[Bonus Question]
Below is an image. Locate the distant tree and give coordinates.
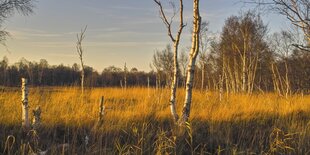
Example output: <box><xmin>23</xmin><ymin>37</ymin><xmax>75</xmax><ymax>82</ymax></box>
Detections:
<box><xmin>152</xmin><ymin>45</ymin><xmax>174</xmax><ymax>88</ymax></box>
<box><xmin>72</xmin><ymin>63</ymin><xmax>80</xmax><ymax>72</ymax></box>
<box><xmin>0</xmin><ymin>0</ymin><xmax>35</xmax><ymax>44</ymax></box>
<box><xmin>270</xmin><ymin>31</ymin><xmax>296</xmax><ymax>97</ymax></box>
<box><xmin>76</xmin><ymin>26</ymin><xmax>87</xmax><ymax>95</ymax></box>
<box><xmin>84</xmin><ymin>65</ymin><xmax>96</xmax><ymax>87</ymax></box>
<box><xmin>179</xmin><ymin>50</ymin><xmax>188</xmax><ymax>87</ymax></box>
<box><xmin>38</xmin><ymin>59</ymin><xmax>48</xmax><ymax>85</ymax></box>
<box><xmin>0</xmin><ymin>56</ymin><xmax>8</xmax><ymax>85</ymax></box>
<box><xmin>217</xmin><ymin>11</ymin><xmax>268</xmax><ymax>94</ymax></box>
<box><xmin>130</xmin><ymin>67</ymin><xmax>138</xmax><ymax>72</ymax></box>
<box><xmin>103</xmin><ymin>66</ymin><xmax>122</xmax><ymax>73</ymax></box>
<box><xmin>289</xmin><ymin>50</ymin><xmax>310</xmax><ymax>91</ymax></box>
<box><xmin>198</xmin><ymin>21</ymin><xmax>209</xmax><ymax>91</ymax></box>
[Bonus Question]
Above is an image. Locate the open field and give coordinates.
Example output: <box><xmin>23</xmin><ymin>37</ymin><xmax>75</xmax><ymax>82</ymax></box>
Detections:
<box><xmin>0</xmin><ymin>87</ymin><xmax>310</xmax><ymax>154</ymax></box>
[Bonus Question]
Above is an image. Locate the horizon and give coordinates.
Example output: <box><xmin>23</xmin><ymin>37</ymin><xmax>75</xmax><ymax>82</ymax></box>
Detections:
<box><xmin>0</xmin><ymin>0</ymin><xmax>290</xmax><ymax>72</ymax></box>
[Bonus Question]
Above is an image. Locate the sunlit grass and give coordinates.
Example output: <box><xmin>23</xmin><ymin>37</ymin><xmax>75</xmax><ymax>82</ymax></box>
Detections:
<box><xmin>0</xmin><ymin>87</ymin><xmax>310</xmax><ymax>154</ymax></box>
<box><xmin>1</xmin><ymin>87</ymin><xmax>309</xmax><ymax>127</ymax></box>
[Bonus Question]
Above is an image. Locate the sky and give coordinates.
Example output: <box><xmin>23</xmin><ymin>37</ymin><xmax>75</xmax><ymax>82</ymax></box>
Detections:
<box><xmin>0</xmin><ymin>0</ymin><xmax>291</xmax><ymax>72</ymax></box>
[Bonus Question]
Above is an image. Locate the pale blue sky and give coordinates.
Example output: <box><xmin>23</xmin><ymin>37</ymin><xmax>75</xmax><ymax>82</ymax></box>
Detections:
<box><xmin>0</xmin><ymin>0</ymin><xmax>290</xmax><ymax>71</ymax></box>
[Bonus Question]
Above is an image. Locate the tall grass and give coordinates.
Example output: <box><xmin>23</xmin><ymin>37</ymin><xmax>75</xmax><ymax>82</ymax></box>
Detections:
<box><xmin>0</xmin><ymin>87</ymin><xmax>310</xmax><ymax>154</ymax></box>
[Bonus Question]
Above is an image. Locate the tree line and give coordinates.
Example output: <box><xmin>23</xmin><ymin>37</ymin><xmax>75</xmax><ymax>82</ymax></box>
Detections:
<box><xmin>0</xmin><ymin>57</ymin><xmax>157</xmax><ymax>87</ymax></box>
<box><xmin>152</xmin><ymin>10</ymin><xmax>309</xmax><ymax>94</ymax></box>
<box><xmin>0</xmin><ymin>11</ymin><xmax>309</xmax><ymax>93</ymax></box>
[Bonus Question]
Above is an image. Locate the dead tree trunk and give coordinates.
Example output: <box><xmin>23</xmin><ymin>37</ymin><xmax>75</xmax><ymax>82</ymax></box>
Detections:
<box><xmin>180</xmin><ymin>0</ymin><xmax>201</xmax><ymax>124</ymax></box>
<box><xmin>76</xmin><ymin>26</ymin><xmax>87</xmax><ymax>96</ymax></box>
<box><xmin>154</xmin><ymin>0</ymin><xmax>185</xmax><ymax>122</ymax></box>
<box><xmin>21</xmin><ymin>78</ymin><xmax>30</xmax><ymax>129</ymax></box>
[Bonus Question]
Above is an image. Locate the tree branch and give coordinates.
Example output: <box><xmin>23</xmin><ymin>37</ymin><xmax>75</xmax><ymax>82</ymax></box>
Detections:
<box><xmin>154</xmin><ymin>0</ymin><xmax>176</xmax><ymax>42</ymax></box>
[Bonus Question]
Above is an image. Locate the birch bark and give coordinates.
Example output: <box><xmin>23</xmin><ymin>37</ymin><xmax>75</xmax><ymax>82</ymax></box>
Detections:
<box><xmin>22</xmin><ymin>78</ymin><xmax>30</xmax><ymax>128</ymax></box>
<box><xmin>180</xmin><ymin>0</ymin><xmax>201</xmax><ymax>123</ymax></box>
<box><xmin>154</xmin><ymin>0</ymin><xmax>185</xmax><ymax>122</ymax></box>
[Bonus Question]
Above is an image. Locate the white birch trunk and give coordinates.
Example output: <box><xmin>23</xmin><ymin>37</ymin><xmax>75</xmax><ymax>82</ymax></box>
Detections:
<box><xmin>241</xmin><ymin>55</ymin><xmax>246</xmax><ymax>93</ymax></box>
<box><xmin>180</xmin><ymin>0</ymin><xmax>201</xmax><ymax>124</ymax></box>
<box><xmin>76</xmin><ymin>26</ymin><xmax>87</xmax><ymax>97</ymax></box>
<box><xmin>81</xmin><ymin>68</ymin><xmax>84</xmax><ymax>95</ymax></box>
<box><xmin>219</xmin><ymin>75</ymin><xmax>223</xmax><ymax>102</ymax></box>
<box><xmin>154</xmin><ymin>0</ymin><xmax>185</xmax><ymax>122</ymax></box>
<box><xmin>169</xmin><ymin>44</ymin><xmax>180</xmax><ymax>121</ymax></box>
<box><xmin>241</xmin><ymin>30</ymin><xmax>248</xmax><ymax>93</ymax></box>
<box><xmin>21</xmin><ymin>78</ymin><xmax>30</xmax><ymax>129</ymax></box>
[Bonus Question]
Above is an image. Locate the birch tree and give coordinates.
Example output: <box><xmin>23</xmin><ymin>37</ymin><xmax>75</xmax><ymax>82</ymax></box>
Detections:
<box><xmin>180</xmin><ymin>0</ymin><xmax>201</xmax><ymax>123</ymax></box>
<box><xmin>270</xmin><ymin>31</ymin><xmax>295</xmax><ymax>97</ymax></box>
<box><xmin>217</xmin><ymin>11</ymin><xmax>268</xmax><ymax>94</ymax></box>
<box><xmin>154</xmin><ymin>0</ymin><xmax>185</xmax><ymax>122</ymax></box>
<box><xmin>21</xmin><ymin>78</ymin><xmax>29</xmax><ymax>128</ymax></box>
<box><xmin>38</xmin><ymin>59</ymin><xmax>48</xmax><ymax>85</ymax></box>
<box><xmin>152</xmin><ymin>45</ymin><xmax>174</xmax><ymax>88</ymax></box>
<box><xmin>76</xmin><ymin>26</ymin><xmax>87</xmax><ymax>95</ymax></box>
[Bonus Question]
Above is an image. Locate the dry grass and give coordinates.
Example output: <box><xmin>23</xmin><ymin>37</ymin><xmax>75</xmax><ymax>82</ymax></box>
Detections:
<box><xmin>0</xmin><ymin>87</ymin><xmax>310</xmax><ymax>154</ymax></box>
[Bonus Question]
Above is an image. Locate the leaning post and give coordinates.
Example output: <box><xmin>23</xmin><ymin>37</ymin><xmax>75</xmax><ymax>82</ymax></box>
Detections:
<box><xmin>98</xmin><ymin>96</ymin><xmax>105</xmax><ymax>126</ymax></box>
<box><xmin>21</xmin><ymin>78</ymin><xmax>30</xmax><ymax>129</ymax></box>
<box><xmin>32</xmin><ymin>106</ymin><xmax>41</xmax><ymax>129</ymax></box>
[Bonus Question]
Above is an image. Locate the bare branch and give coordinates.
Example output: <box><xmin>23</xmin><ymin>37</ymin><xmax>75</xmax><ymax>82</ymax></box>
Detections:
<box><xmin>292</xmin><ymin>44</ymin><xmax>310</xmax><ymax>52</ymax></box>
<box><xmin>0</xmin><ymin>0</ymin><xmax>35</xmax><ymax>43</ymax></box>
<box><xmin>154</xmin><ymin>0</ymin><xmax>176</xmax><ymax>42</ymax></box>
<box><xmin>247</xmin><ymin>0</ymin><xmax>310</xmax><ymax>50</ymax></box>
<box><xmin>76</xmin><ymin>25</ymin><xmax>87</xmax><ymax>63</ymax></box>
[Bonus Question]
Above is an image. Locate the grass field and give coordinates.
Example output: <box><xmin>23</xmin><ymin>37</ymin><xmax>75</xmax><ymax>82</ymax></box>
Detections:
<box><xmin>0</xmin><ymin>87</ymin><xmax>310</xmax><ymax>154</ymax></box>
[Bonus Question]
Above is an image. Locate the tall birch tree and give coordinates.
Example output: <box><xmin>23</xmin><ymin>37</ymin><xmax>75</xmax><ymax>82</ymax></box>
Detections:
<box><xmin>154</xmin><ymin>0</ymin><xmax>185</xmax><ymax>122</ymax></box>
<box><xmin>180</xmin><ymin>0</ymin><xmax>201</xmax><ymax>124</ymax></box>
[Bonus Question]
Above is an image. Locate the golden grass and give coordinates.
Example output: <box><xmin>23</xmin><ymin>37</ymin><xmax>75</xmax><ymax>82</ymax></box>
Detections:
<box><xmin>1</xmin><ymin>87</ymin><xmax>310</xmax><ymax>154</ymax></box>
<box><xmin>0</xmin><ymin>87</ymin><xmax>309</xmax><ymax>128</ymax></box>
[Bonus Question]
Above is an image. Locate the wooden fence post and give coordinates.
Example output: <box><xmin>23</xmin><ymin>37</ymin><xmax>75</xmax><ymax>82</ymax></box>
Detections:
<box><xmin>98</xmin><ymin>96</ymin><xmax>105</xmax><ymax>126</ymax></box>
<box><xmin>32</xmin><ymin>106</ymin><xmax>41</xmax><ymax>129</ymax></box>
<box><xmin>21</xmin><ymin>78</ymin><xmax>30</xmax><ymax>129</ymax></box>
